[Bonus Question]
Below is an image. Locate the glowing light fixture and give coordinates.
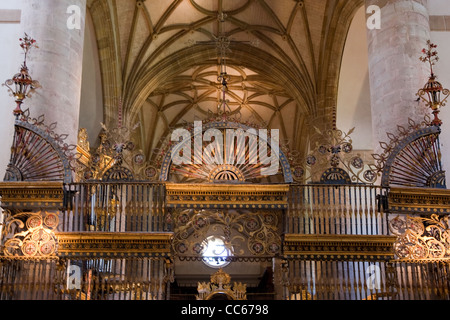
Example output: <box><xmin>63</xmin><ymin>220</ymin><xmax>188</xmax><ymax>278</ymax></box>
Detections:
<box><xmin>202</xmin><ymin>235</ymin><xmax>233</xmax><ymax>268</ymax></box>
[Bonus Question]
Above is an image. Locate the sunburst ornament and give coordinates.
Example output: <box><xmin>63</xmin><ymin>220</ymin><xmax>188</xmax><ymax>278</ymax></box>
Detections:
<box><xmin>163</xmin><ymin>119</ymin><xmax>284</xmax><ymax>183</ymax></box>
<box><xmin>4</xmin><ymin>109</ymin><xmax>78</xmax><ymax>184</ymax></box>
<box><xmin>371</xmin><ymin>116</ymin><xmax>445</xmax><ymax>188</ymax></box>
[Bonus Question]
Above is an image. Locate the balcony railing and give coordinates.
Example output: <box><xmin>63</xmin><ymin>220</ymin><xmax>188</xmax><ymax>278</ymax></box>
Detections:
<box><xmin>2</xmin><ymin>257</ymin><xmax>448</xmax><ymax>300</ymax></box>
<box><xmin>59</xmin><ymin>183</ymin><xmax>389</xmax><ymax>235</ymax></box>
<box><xmin>61</xmin><ymin>182</ymin><xmax>167</xmax><ymax>233</ymax></box>
<box><xmin>285</xmin><ymin>259</ymin><xmax>450</xmax><ymax>300</ymax></box>
<box><xmin>0</xmin><ymin>257</ymin><xmax>170</xmax><ymax>301</ymax></box>
<box><xmin>2</xmin><ymin>181</ymin><xmax>450</xmax><ymax>301</ymax></box>
<box><xmin>287</xmin><ymin>184</ymin><xmax>389</xmax><ymax>235</ymax></box>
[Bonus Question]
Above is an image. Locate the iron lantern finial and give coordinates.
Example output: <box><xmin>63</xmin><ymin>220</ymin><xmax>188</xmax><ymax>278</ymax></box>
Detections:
<box><xmin>3</xmin><ymin>33</ymin><xmax>40</xmax><ymax>119</ymax></box>
<box><xmin>417</xmin><ymin>40</ymin><xmax>450</xmax><ymax>126</ymax></box>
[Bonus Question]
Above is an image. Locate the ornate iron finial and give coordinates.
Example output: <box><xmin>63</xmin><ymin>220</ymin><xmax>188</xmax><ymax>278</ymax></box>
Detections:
<box><xmin>196</xmin><ymin>268</ymin><xmax>247</xmax><ymax>300</ymax></box>
<box><xmin>417</xmin><ymin>40</ymin><xmax>450</xmax><ymax>126</ymax></box>
<box><xmin>210</xmin><ymin>268</ymin><xmax>231</xmax><ymax>287</ymax></box>
<box><xmin>3</xmin><ymin>33</ymin><xmax>41</xmax><ymax>119</ymax></box>
<box><xmin>419</xmin><ymin>40</ymin><xmax>438</xmax><ymax>75</ymax></box>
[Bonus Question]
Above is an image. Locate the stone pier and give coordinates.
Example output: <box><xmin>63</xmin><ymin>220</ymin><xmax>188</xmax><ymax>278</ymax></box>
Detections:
<box><xmin>366</xmin><ymin>0</ymin><xmax>431</xmax><ymax>154</ymax></box>
<box><xmin>19</xmin><ymin>0</ymin><xmax>86</xmax><ymax>147</ymax></box>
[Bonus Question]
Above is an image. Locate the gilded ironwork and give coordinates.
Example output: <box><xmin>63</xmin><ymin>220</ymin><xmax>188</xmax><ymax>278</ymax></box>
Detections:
<box><xmin>283</xmin><ymin>234</ymin><xmax>396</xmax><ymax>260</ymax></box>
<box><xmin>53</xmin><ymin>257</ymin><xmax>173</xmax><ymax>300</ymax></box>
<box><xmin>172</xmin><ymin>208</ymin><xmax>282</xmax><ymax>259</ymax></box>
<box><xmin>370</xmin><ymin>42</ymin><xmax>448</xmax><ymax>188</ymax></box>
<box><xmin>390</xmin><ymin>214</ymin><xmax>450</xmax><ymax>261</ymax></box>
<box><xmin>157</xmin><ymin>120</ymin><xmax>293</xmax><ymax>183</ymax></box>
<box><xmin>290</xmin><ymin>126</ymin><xmax>377</xmax><ymax>184</ymax></box>
<box><xmin>388</xmin><ymin>187</ymin><xmax>450</xmax><ymax>214</ymax></box>
<box><xmin>2</xmin><ymin>210</ymin><xmax>59</xmax><ymax>258</ymax></box>
<box><xmin>166</xmin><ymin>183</ymin><xmax>289</xmax><ymax>209</ymax></box>
<box><xmin>77</xmin><ymin>101</ymin><xmax>159</xmax><ymax>182</ymax></box>
<box><xmin>56</xmin><ymin>232</ymin><xmax>173</xmax><ymax>258</ymax></box>
<box><xmin>196</xmin><ymin>268</ymin><xmax>247</xmax><ymax>300</ymax></box>
<box><xmin>4</xmin><ymin>110</ymin><xmax>78</xmax><ymax>184</ymax></box>
<box><xmin>417</xmin><ymin>41</ymin><xmax>450</xmax><ymax>126</ymax></box>
<box><xmin>3</xmin><ymin>33</ymin><xmax>40</xmax><ymax>118</ymax></box>
<box><xmin>0</xmin><ymin>181</ymin><xmax>64</xmax><ymax>211</ymax></box>
<box><xmin>371</xmin><ymin>116</ymin><xmax>445</xmax><ymax>188</ymax></box>
<box><xmin>76</xmin><ymin>128</ymin><xmax>113</xmax><ymax>181</ymax></box>
<box><xmin>282</xmin><ymin>259</ymin><xmax>397</xmax><ymax>300</ymax></box>
<box><xmin>286</xmin><ymin>283</ymin><xmax>313</xmax><ymax>300</ymax></box>
<box><xmin>75</xmin><ymin>128</ymin><xmax>94</xmax><ymax>181</ymax></box>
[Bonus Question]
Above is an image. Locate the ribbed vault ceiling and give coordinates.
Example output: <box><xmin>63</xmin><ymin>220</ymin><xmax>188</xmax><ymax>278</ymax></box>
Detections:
<box><xmin>87</xmin><ymin>0</ymin><xmax>363</xmax><ymax>161</ymax></box>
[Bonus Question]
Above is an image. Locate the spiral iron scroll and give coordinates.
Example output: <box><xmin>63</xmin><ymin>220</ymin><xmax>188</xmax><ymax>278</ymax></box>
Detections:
<box><xmin>2</xmin><ymin>211</ymin><xmax>59</xmax><ymax>258</ymax></box>
<box><xmin>390</xmin><ymin>214</ymin><xmax>450</xmax><ymax>260</ymax></box>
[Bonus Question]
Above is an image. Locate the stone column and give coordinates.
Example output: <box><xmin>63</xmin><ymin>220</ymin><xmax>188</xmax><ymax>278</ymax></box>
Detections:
<box><xmin>366</xmin><ymin>0</ymin><xmax>430</xmax><ymax>154</ymax></box>
<box><xmin>19</xmin><ymin>0</ymin><xmax>86</xmax><ymax>146</ymax></box>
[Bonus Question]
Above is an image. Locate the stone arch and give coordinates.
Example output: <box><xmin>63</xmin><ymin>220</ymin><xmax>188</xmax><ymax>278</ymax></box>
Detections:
<box><xmin>86</xmin><ymin>1</ymin><xmax>122</xmax><ymax>127</ymax></box>
<box><xmin>315</xmin><ymin>0</ymin><xmax>364</xmax><ymax>129</ymax></box>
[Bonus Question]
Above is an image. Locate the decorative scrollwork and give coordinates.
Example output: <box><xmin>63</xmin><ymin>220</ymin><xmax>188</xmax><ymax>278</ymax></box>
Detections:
<box><xmin>172</xmin><ymin>209</ymin><xmax>282</xmax><ymax>259</ymax></box>
<box><xmin>1</xmin><ymin>210</ymin><xmax>59</xmax><ymax>258</ymax></box>
<box><xmin>196</xmin><ymin>268</ymin><xmax>247</xmax><ymax>300</ymax></box>
<box><xmin>371</xmin><ymin>116</ymin><xmax>446</xmax><ymax>188</ymax></box>
<box><xmin>288</xmin><ymin>126</ymin><xmax>377</xmax><ymax>184</ymax></box>
<box><xmin>390</xmin><ymin>214</ymin><xmax>450</xmax><ymax>260</ymax></box>
<box><xmin>76</xmin><ymin>99</ymin><xmax>160</xmax><ymax>182</ymax></box>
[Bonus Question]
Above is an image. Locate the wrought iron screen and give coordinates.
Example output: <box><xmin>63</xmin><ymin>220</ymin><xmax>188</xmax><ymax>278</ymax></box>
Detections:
<box><xmin>287</xmin><ymin>184</ymin><xmax>389</xmax><ymax>235</ymax></box>
<box><xmin>61</xmin><ymin>182</ymin><xmax>167</xmax><ymax>232</ymax></box>
<box><xmin>0</xmin><ymin>257</ymin><xmax>169</xmax><ymax>301</ymax></box>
